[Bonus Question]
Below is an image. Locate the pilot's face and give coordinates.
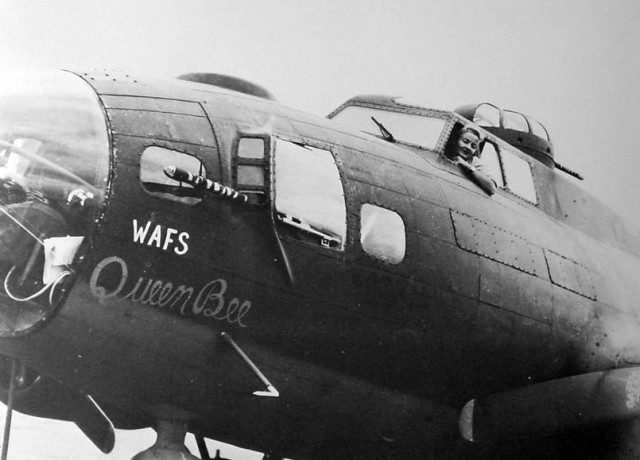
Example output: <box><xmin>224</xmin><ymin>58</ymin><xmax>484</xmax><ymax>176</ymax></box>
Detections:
<box><xmin>455</xmin><ymin>131</ymin><xmax>480</xmax><ymax>161</ymax></box>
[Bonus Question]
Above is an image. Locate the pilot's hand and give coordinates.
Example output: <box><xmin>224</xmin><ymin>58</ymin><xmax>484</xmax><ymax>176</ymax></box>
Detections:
<box><xmin>454</xmin><ymin>157</ymin><xmax>476</xmax><ymax>172</ymax></box>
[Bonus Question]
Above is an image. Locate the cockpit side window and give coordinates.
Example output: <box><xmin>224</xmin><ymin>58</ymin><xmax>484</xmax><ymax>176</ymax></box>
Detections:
<box><xmin>503</xmin><ymin>110</ymin><xmax>529</xmax><ymax>132</ymax></box>
<box><xmin>473</xmin><ymin>104</ymin><xmax>501</xmax><ymax>128</ymax></box>
<box><xmin>501</xmin><ymin>148</ymin><xmax>537</xmax><ymax>204</ymax></box>
<box><xmin>479</xmin><ymin>141</ymin><xmax>505</xmax><ymax>188</ymax></box>
<box><xmin>273</xmin><ymin>139</ymin><xmax>346</xmax><ymax>250</ymax></box>
<box><xmin>447</xmin><ymin>123</ymin><xmax>537</xmax><ymax>204</ymax></box>
<box><xmin>140</xmin><ymin>146</ymin><xmax>205</xmax><ymax>205</ymax></box>
<box><xmin>480</xmin><ymin>138</ymin><xmax>537</xmax><ymax>204</ymax></box>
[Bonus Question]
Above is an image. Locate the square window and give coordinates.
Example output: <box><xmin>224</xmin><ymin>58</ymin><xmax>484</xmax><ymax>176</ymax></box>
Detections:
<box><xmin>238</xmin><ymin>138</ymin><xmax>265</xmax><ymax>159</ymax></box>
<box><xmin>237</xmin><ymin>164</ymin><xmax>265</xmax><ymax>187</ymax></box>
<box><xmin>360</xmin><ymin>204</ymin><xmax>405</xmax><ymax>264</ymax></box>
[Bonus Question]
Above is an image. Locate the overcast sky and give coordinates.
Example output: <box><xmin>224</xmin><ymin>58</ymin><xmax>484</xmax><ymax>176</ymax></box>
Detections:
<box><xmin>1</xmin><ymin>0</ymin><xmax>639</xmax><ymax>458</ymax></box>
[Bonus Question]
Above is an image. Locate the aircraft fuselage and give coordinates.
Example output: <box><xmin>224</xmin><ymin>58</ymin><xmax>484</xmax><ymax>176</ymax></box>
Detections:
<box><xmin>0</xmin><ymin>70</ymin><xmax>638</xmax><ymax>458</ymax></box>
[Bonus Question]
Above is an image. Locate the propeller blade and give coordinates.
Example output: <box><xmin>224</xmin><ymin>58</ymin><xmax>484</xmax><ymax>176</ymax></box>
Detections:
<box><xmin>460</xmin><ymin>366</ymin><xmax>640</xmax><ymax>442</ymax></box>
<box><xmin>71</xmin><ymin>394</ymin><xmax>115</xmax><ymax>453</ymax></box>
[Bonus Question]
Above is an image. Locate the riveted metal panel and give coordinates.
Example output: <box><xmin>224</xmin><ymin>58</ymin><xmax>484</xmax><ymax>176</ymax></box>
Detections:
<box><xmin>107</xmin><ymin>109</ymin><xmax>216</xmax><ymax>146</ymax></box>
<box><xmin>545</xmin><ymin>249</ymin><xmax>597</xmax><ymax>300</ymax></box>
<box><xmin>479</xmin><ymin>258</ymin><xmax>553</xmax><ymax>324</ymax></box>
<box><xmin>411</xmin><ymin>201</ymin><xmax>454</xmax><ymax>243</ymax></box>
<box><xmin>101</xmin><ymin>95</ymin><xmax>206</xmax><ymax>116</ymax></box>
<box><xmin>416</xmin><ymin>235</ymin><xmax>480</xmax><ymax>299</ymax></box>
<box><xmin>451</xmin><ymin>210</ymin><xmax>546</xmax><ymax>277</ymax></box>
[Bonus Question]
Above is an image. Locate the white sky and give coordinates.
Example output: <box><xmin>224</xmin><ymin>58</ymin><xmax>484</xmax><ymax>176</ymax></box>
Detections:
<box><xmin>0</xmin><ymin>0</ymin><xmax>639</xmax><ymax>458</ymax></box>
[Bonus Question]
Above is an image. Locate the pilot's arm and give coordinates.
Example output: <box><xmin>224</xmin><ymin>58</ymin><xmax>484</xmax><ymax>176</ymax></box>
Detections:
<box><xmin>455</xmin><ymin>158</ymin><xmax>497</xmax><ymax>196</ymax></box>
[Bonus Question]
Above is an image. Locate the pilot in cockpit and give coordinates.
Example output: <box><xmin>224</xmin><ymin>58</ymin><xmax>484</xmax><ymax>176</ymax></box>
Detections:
<box><xmin>445</xmin><ymin>126</ymin><xmax>497</xmax><ymax>196</ymax></box>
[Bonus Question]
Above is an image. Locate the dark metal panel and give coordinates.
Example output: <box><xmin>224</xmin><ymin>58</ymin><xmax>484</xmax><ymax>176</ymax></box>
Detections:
<box><xmin>342</xmin><ymin>150</ymin><xmax>410</xmax><ymax>195</ymax></box>
<box><xmin>550</xmin><ymin>285</ymin><xmax>600</xmax><ymax>373</ymax></box>
<box><xmin>451</xmin><ymin>210</ymin><xmax>547</xmax><ymax>277</ymax></box>
<box><xmin>410</xmin><ymin>201</ymin><xmax>455</xmax><ymax>243</ymax></box>
<box><xmin>347</xmin><ymin>181</ymin><xmax>417</xmax><ymax>279</ymax></box>
<box><xmin>79</xmin><ymin>71</ymin><xmax>202</xmax><ymax>102</ymax></box>
<box><xmin>545</xmin><ymin>249</ymin><xmax>597</xmax><ymax>300</ymax></box>
<box><xmin>113</xmin><ymin>136</ymin><xmax>221</xmax><ymax>174</ymax></box>
<box><xmin>107</xmin><ymin>149</ymin><xmax>202</xmax><ymax>214</ymax></box>
<box><xmin>470</xmin><ymin>303</ymin><xmax>555</xmax><ymax>381</ymax></box>
<box><xmin>416</xmin><ymin>236</ymin><xmax>480</xmax><ymax>299</ymax></box>
<box><xmin>107</xmin><ymin>109</ymin><xmax>216</xmax><ymax>146</ymax></box>
<box><xmin>403</xmin><ymin>172</ymin><xmax>448</xmax><ymax>208</ymax></box>
<box><xmin>100</xmin><ymin>95</ymin><xmax>205</xmax><ymax>116</ymax></box>
<box><xmin>99</xmin><ymin>204</ymin><xmax>216</xmax><ymax>265</ymax></box>
<box><xmin>479</xmin><ymin>258</ymin><xmax>553</xmax><ymax>324</ymax></box>
<box><xmin>534</xmin><ymin>162</ymin><xmax>640</xmax><ymax>258</ymax></box>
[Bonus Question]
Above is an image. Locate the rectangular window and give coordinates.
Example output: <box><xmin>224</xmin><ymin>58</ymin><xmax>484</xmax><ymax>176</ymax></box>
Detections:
<box><xmin>238</xmin><ymin>137</ymin><xmax>266</xmax><ymax>159</ymax></box>
<box><xmin>233</xmin><ymin>136</ymin><xmax>270</xmax><ymax>205</ymax></box>
<box><xmin>360</xmin><ymin>204</ymin><xmax>405</xmax><ymax>264</ymax></box>
<box><xmin>274</xmin><ymin>139</ymin><xmax>346</xmax><ymax>250</ymax></box>
<box><xmin>479</xmin><ymin>141</ymin><xmax>505</xmax><ymax>188</ymax></box>
<box><xmin>501</xmin><ymin>149</ymin><xmax>537</xmax><ymax>204</ymax></box>
<box><xmin>331</xmin><ymin>106</ymin><xmax>446</xmax><ymax>150</ymax></box>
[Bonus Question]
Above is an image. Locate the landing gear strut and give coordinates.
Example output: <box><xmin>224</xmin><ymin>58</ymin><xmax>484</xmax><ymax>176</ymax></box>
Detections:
<box><xmin>132</xmin><ymin>420</ymin><xmax>198</xmax><ymax>460</ymax></box>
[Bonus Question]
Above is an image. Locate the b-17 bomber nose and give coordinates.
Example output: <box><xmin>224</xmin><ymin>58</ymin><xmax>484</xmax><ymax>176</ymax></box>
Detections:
<box><xmin>0</xmin><ymin>70</ymin><xmax>110</xmax><ymax>336</ymax></box>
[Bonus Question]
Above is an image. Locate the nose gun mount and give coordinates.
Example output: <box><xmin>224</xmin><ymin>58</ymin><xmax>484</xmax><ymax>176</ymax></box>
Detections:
<box><xmin>163</xmin><ymin>166</ymin><xmax>249</xmax><ymax>204</ymax></box>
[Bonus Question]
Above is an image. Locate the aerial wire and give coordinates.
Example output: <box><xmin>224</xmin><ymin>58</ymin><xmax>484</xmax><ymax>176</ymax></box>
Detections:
<box><xmin>1</xmin><ymin>358</ymin><xmax>18</xmax><ymax>460</ymax></box>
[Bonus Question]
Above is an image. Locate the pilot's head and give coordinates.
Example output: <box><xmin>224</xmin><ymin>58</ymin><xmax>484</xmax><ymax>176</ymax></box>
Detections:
<box><xmin>453</xmin><ymin>127</ymin><xmax>481</xmax><ymax>162</ymax></box>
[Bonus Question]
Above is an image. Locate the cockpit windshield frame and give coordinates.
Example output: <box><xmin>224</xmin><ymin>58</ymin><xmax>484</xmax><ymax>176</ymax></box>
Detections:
<box><xmin>328</xmin><ymin>97</ymin><xmax>451</xmax><ymax>153</ymax></box>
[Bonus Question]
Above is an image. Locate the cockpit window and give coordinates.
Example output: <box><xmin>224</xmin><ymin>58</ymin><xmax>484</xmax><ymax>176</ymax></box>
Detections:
<box><xmin>501</xmin><ymin>149</ymin><xmax>537</xmax><ymax>204</ymax></box>
<box><xmin>331</xmin><ymin>105</ymin><xmax>446</xmax><ymax>150</ymax></box>
<box><xmin>503</xmin><ymin>110</ymin><xmax>529</xmax><ymax>132</ymax></box>
<box><xmin>529</xmin><ymin>118</ymin><xmax>550</xmax><ymax>141</ymax></box>
<box><xmin>451</xmin><ymin>125</ymin><xmax>536</xmax><ymax>204</ymax></box>
<box><xmin>479</xmin><ymin>141</ymin><xmax>505</xmax><ymax>188</ymax></box>
<box><xmin>274</xmin><ymin>139</ymin><xmax>346</xmax><ymax>250</ymax></box>
<box><xmin>473</xmin><ymin>104</ymin><xmax>501</xmax><ymax>128</ymax></box>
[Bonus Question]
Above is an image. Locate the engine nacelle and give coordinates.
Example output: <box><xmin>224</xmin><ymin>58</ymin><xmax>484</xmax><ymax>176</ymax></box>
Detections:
<box><xmin>0</xmin><ymin>355</ymin><xmax>75</xmax><ymax>421</ymax></box>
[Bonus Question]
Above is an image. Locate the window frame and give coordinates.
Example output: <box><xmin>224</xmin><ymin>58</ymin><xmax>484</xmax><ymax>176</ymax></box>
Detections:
<box><xmin>271</xmin><ymin>136</ymin><xmax>347</xmax><ymax>251</ymax></box>
<box><xmin>359</xmin><ymin>203</ymin><xmax>406</xmax><ymax>264</ymax></box>
<box><xmin>500</xmin><ymin>146</ymin><xmax>538</xmax><ymax>204</ymax></box>
<box><xmin>330</xmin><ymin>103</ymin><xmax>450</xmax><ymax>152</ymax></box>
<box><xmin>480</xmin><ymin>134</ymin><xmax>538</xmax><ymax>205</ymax></box>
<box><xmin>232</xmin><ymin>134</ymin><xmax>271</xmax><ymax>206</ymax></box>
<box><xmin>455</xmin><ymin>124</ymin><xmax>539</xmax><ymax>205</ymax></box>
<box><xmin>139</xmin><ymin>145</ymin><xmax>206</xmax><ymax>205</ymax></box>
<box><xmin>479</xmin><ymin>139</ymin><xmax>506</xmax><ymax>189</ymax></box>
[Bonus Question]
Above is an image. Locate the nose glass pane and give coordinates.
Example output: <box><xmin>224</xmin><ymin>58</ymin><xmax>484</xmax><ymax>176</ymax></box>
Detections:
<box><xmin>0</xmin><ymin>71</ymin><xmax>109</xmax><ymax>336</ymax></box>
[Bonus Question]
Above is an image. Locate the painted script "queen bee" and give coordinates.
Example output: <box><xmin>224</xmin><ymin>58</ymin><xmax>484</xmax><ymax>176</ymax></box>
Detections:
<box><xmin>89</xmin><ymin>256</ymin><xmax>250</xmax><ymax>327</ymax></box>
